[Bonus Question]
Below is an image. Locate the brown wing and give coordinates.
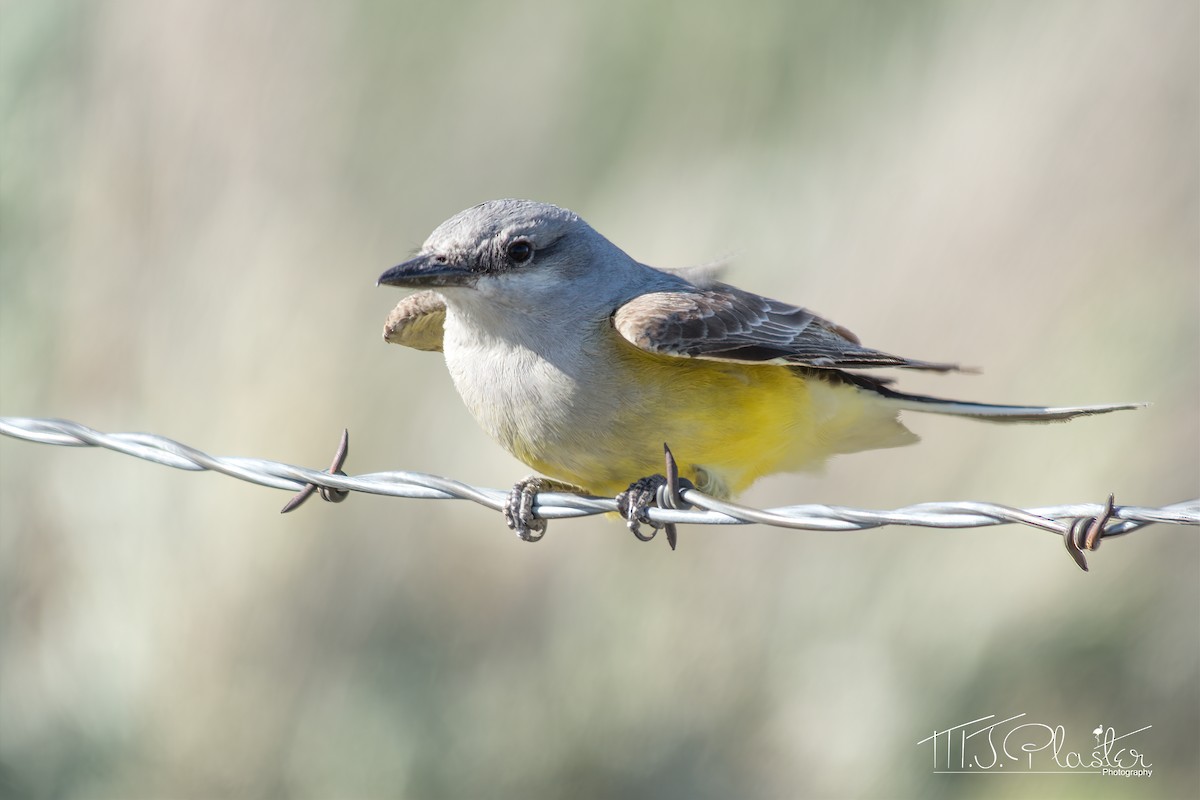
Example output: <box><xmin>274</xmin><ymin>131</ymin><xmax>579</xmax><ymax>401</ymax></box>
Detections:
<box><xmin>383</xmin><ymin>290</ymin><xmax>446</xmax><ymax>352</ymax></box>
<box><xmin>612</xmin><ymin>282</ymin><xmax>962</xmax><ymax>371</ymax></box>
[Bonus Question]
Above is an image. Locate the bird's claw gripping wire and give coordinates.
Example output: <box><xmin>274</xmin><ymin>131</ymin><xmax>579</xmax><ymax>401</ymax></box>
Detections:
<box><xmin>615</xmin><ymin>444</ymin><xmax>694</xmax><ymax>550</ymax></box>
<box><xmin>504</xmin><ymin>476</ymin><xmax>554</xmax><ymax>542</ymax></box>
<box><xmin>280</xmin><ymin>429</ymin><xmax>350</xmax><ymax>513</ymax></box>
<box><xmin>1062</xmin><ymin>494</ymin><xmax>1116</xmax><ymax>572</ymax></box>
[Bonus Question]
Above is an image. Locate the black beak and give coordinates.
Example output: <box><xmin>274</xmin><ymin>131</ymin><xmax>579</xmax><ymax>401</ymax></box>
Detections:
<box><xmin>377</xmin><ymin>254</ymin><xmax>475</xmax><ymax>288</ymax></box>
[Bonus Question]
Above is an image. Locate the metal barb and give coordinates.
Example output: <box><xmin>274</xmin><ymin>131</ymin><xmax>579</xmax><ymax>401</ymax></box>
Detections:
<box><xmin>1084</xmin><ymin>494</ymin><xmax>1115</xmax><ymax>551</ymax></box>
<box><xmin>657</xmin><ymin>443</ymin><xmax>696</xmax><ymax>550</ymax></box>
<box><xmin>280</xmin><ymin>429</ymin><xmax>350</xmax><ymax>513</ymax></box>
<box><xmin>614</xmin><ymin>444</ymin><xmax>694</xmax><ymax>549</ymax></box>
<box><xmin>1062</xmin><ymin>493</ymin><xmax>1117</xmax><ymax>572</ymax></box>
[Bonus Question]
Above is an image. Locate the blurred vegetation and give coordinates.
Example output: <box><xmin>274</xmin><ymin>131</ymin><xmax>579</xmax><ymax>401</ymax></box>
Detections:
<box><xmin>1</xmin><ymin>1</ymin><xmax>1196</xmax><ymax>798</ymax></box>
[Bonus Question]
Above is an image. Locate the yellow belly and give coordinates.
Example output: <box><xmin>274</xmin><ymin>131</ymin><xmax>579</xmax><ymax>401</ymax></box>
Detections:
<box><xmin>514</xmin><ymin>344</ymin><xmax>917</xmax><ymax>498</ymax></box>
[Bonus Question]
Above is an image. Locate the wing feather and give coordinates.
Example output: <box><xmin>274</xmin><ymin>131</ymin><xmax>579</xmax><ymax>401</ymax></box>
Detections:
<box><xmin>612</xmin><ymin>283</ymin><xmax>961</xmax><ymax>372</ymax></box>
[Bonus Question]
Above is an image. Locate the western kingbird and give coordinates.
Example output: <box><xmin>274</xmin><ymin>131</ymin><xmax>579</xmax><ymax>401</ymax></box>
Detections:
<box><xmin>378</xmin><ymin>199</ymin><xmax>1138</xmax><ymax>540</ymax></box>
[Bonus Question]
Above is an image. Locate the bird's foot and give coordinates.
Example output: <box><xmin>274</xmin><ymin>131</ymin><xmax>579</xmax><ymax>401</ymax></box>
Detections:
<box><xmin>615</xmin><ymin>444</ymin><xmax>695</xmax><ymax>550</ymax></box>
<box><xmin>503</xmin><ymin>476</ymin><xmax>579</xmax><ymax>542</ymax></box>
<box><xmin>617</xmin><ymin>475</ymin><xmax>669</xmax><ymax>541</ymax></box>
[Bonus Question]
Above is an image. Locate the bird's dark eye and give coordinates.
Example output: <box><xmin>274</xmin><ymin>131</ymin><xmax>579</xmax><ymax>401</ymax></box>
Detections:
<box><xmin>506</xmin><ymin>239</ymin><xmax>533</xmax><ymax>264</ymax></box>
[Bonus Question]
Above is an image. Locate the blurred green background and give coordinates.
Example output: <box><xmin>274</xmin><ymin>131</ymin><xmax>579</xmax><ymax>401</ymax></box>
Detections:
<box><xmin>1</xmin><ymin>1</ymin><xmax>1196</xmax><ymax>798</ymax></box>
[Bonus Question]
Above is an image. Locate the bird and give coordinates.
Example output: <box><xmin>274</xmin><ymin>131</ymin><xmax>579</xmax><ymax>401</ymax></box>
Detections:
<box><xmin>377</xmin><ymin>199</ymin><xmax>1139</xmax><ymax>542</ymax></box>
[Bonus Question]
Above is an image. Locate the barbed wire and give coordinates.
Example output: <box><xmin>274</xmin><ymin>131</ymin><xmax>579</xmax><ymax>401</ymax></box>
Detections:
<box><xmin>1</xmin><ymin>416</ymin><xmax>1196</xmax><ymax>570</ymax></box>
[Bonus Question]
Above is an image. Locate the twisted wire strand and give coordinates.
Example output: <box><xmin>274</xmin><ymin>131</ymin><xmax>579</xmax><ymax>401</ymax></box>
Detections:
<box><xmin>1</xmin><ymin>416</ymin><xmax>1197</xmax><ymax>537</ymax></box>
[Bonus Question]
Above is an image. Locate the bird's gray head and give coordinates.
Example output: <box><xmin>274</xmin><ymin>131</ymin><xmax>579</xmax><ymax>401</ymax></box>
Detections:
<box><xmin>378</xmin><ymin>199</ymin><xmax>647</xmax><ymax>307</ymax></box>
